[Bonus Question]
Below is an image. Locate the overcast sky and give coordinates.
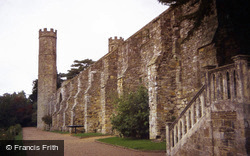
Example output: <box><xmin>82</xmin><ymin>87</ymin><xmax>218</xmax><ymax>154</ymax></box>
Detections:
<box><xmin>0</xmin><ymin>0</ymin><xmax>167</xmax><ymax>96</ymax></box>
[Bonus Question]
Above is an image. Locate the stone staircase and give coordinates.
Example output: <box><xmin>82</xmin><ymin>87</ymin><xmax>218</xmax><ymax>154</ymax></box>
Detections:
<box><xmin>166</xmin><ymin>55</ymin><xmax>250</xmax><ymax>156</ymax></box>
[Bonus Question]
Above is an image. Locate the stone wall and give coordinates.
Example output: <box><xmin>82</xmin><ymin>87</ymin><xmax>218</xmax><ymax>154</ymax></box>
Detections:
<box><xmin>40</xmin><ymin>0</ymin><xmax>249</xmax><ymax>142</ymax></box>
<box><xmin>48</xmin><ymin>1</ymin><xmax>219</xmax><ymax>138</ymax></box>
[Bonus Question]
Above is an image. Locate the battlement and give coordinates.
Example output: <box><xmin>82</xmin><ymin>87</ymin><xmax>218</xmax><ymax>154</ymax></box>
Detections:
<box><xmin>108</xmin><ymin>36</ymin><xmax>124</xmax><ymax>42</ymax></box>
<box><xmin>39</xmin><ymin>28</ymin><xmax>57</xmax><ymax>38</ymax></box>
<box><xmin>108</xmin><ymin>36</ymin><xmax>124</xmax><ymax>52</ymax></box>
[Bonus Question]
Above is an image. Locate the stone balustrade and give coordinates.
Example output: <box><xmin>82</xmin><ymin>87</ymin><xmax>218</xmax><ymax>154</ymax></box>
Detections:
<box><xmin>166</xmin><ymin>85</ymin><xmax>206</xmax><ymax>155</ymax></box>
<box><xmin>166</xmin><ymin>55</ymin><xmax>249</xmax><ymax>156</ymax></box>
<box><xmin>206</xmin><ymin>63</ymin><xmax>237</xmax><ymax>105</ymax></box>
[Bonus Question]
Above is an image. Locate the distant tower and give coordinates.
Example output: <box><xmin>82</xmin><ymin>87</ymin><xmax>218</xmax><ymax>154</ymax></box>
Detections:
<box><xmin>37</xmin><ymin>28</ymin><xmax>57</xmax><ymax>130</ymax></box>
<box><xmin>108</xmin><ymin>36</ymin><xmax>124</xmax><ymax>53</ymax></box>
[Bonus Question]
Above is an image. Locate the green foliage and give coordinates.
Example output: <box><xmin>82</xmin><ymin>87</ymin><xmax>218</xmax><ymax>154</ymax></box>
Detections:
<box><xmin>42</xmin><ymin>115</ymin><xmax>52</xmax><ymax>127</ymax></box>
<box><xmin>60</xmin><ymin>59</ymin><xmax>95</xmax><ymax>80</ymax></box>
<box><xmin>28</xmin><ymin>80</ymin><xmax>38</xmax><ymax>126</ymax></box>
<box><xmin>0</xmin><ymin>124</ymin><xmax>22</xmax><ymax>140</ymax></box>
<box><xmin>97</xmin><ymin>137</ymin><xmax>166</xmax><ymax>151</ymax></box>
<box><xmin>29</xmin><ymin>79</ymin><xmax>38</xmax><ymax>104</ymax></box>
<box><xmin>0</xmin><ymin>91</ymin><xmax>34</xmax><ymax>128</ymax></box>
<box><xmin>8</xmin><ymin>124</ymin><xmax>22</xmax><ymax>136</ymax></box>
<box><xmin>111</xmin><ymin>86</ymin><xmax>149</xmax><ymax>139</ymax></box>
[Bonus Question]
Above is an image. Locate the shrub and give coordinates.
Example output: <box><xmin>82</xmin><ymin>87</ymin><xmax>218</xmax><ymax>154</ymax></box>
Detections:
<box><xmin>8</xmin><ymin>124</ymin><xmax>22</xmax><ymax>136</ymax></box>
<box><xmin>111</xmin><ymin>86</ymin><xmax>149</xmax><ymax>139</ymax></box>
<box><xmin>42</xmin><ymin>115</ymin><xmax>52</xmax><ymax>127</ymax></box>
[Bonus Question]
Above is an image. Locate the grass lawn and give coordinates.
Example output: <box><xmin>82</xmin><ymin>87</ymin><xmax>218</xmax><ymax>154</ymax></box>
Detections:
<box><xmin>50</xmin><ymin>130</ymin><xmax>70</xmax><ymax>134</ymax></box>
<box><xmin>73</xmin><ymin>133</ymin><xmax>108</xmax><ymax>138</ymax></box>
<box><xmin>97</xmin><ymin>137</ymin><xmax>166</xmax><ymax>151</ymax></box>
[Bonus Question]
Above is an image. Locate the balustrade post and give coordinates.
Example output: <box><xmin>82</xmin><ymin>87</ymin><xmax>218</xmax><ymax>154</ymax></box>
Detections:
<box><xmin>203</xmin><ymin>65</ymin><xmax>216</xmax><ymax>106</ymax></box>
<box><xmin>174</xmin><ymin>125</ymin><xmax>177</xmax><ymax>145</ymax></box>
<box><xmin>200</xmin><ymin>93</ymin><xmax>205</xmax><ymax>116</ymax></box>
<box><xmin>182</xmin><ymin>117</ymin><xmax>185</xmax><ymax>137</ymax></box>
<box><xmin>166</xmin><ymin>121</ymin><xmax>172</xmax><ymax>156</ymax></box>
<box><xmin>191</xmin><ymin>104</ymin><xmax>195</xmax><ymax>127</ymax></box>
<box><xmin>229</xmin><ymin>70</ymin><xmax>235</xmax><ymax>101</ymax></box>
<box><xmin>215</xmin><ymin>73</ymin><xmax>220</xmax><ymax>101</ymax></box>
<box><xmin>222</xmin><ymin>72</ymin><xmax>228</xmax><ymax>100</ymax></box>
<box><xmin>232</xmin><ymin>55</ymin><xmax>250</xmax><ymax>103</ymax></box>
<box><xmin>178</xmin><ymin>122</ymin><xmax>181</xmax><ymax>142</ymax></box>
<box><xmin>186</xmin><ymin>111</ymin><xmax>190</xmax><ymax>131</ymax></box>
<box><xmin>196</xmin><ymin>98</ymin><xmax>200</xmax><ymax>121</ymax></box>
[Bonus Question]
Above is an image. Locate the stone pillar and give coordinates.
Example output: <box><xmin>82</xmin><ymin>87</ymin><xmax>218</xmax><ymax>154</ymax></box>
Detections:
<box><xmin>166</xmin><ymin>121</ymin><xmax>172</xmax><ymax>156</ymax></box>
<box><xmin>196</xmin><ymin>99</ymin><xmax>200</xmax><ymax>121</ymax></box>
<box><xmin>191</xmin><ymin>104</ymin><xmax>195</xmax><ymax>127</ymax></box>
<box><xmin>232</xmin><ymin>55</ymin><xmax>249</xmax><ymax>103</ymax></box>
<box><xmin>37</xmin><ymin>28</ymin><xmax>57</xmax><ymax>130</ymax></box>
<box><xmin>148</xmin><ymin>63</ymin><xmax>160</xmax><ymax>139</ymax></box>
<box><xmin>222</xmin><ymin>72</ymin><xmax>228</xmax><ymax>100</ymax></box>
<box><xmin>186</xmin><ymin>111</ymin><xmax>190</xmax><ymax>131</ymax></box>
<box><xmin>200</xmin><ymin>93</ymin><xmax>205</xmax><ymax>116</ymax></box>
<box><xmin>203</xmin><ymin>65</ymin><xmax>216</xmax><ymax>106</ymax></box>
<box><xmin>174</xmin><ymin>125</ymin><xmax>177</xmax><ymax>145</ymax></box>
<box><xmin>181</xmin><ymin>118</ymin><xmax>185</xmax><ymax>137</ymax></box>
<box><xmin>178</xmin><ymin>121</ymin><xmax>181</xmax><ymax>141</ymax></box>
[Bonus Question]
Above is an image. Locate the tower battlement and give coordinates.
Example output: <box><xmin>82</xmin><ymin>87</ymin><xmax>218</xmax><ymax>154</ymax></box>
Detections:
<box><xmin>39</xmin><ymin>28</ymin><xmax>57</xmax><ymax>38</ymax></box>
<box><xmin>108</xmin><ymin>36</ymin><xmax>124</xmax><ymax>52</ymax></box>
<box><xmin>108</xmin><ymin>36</ymin><xmax>124</xmax><ymax>42</ymax></box>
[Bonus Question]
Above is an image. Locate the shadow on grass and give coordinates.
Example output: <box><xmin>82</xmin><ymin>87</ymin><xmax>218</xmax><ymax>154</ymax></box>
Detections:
<box><xmin>97</xmin><ymin>137</ymin><xmax>166</xmax><ymax>151</ymax></box>
<box><xmin>72</xmin><ymin>133</ymin><xmax>109</xmax><ymax>138</ymax></box>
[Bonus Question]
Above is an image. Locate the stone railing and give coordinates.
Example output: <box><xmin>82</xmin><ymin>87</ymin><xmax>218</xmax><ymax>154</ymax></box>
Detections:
<box><xmin>166</xmin><ymin>55</ymin><xmax>249</xmax><ymax>156</ymax></box>
<box><xmin>166</xmin><ymin>85</ymin><xmax>206</xmax><ymax>155</ymax></box>
<box><xmin>205</xmin><ymin>63</ymin><xmax>236</xmax><ymax>105</ymax></box>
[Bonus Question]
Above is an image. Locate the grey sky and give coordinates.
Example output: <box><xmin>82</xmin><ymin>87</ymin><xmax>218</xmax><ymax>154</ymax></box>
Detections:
<box><xmin>0</xmin><ymin>0</ymin><xmax>167</xmax><ymax>96</ymax></box>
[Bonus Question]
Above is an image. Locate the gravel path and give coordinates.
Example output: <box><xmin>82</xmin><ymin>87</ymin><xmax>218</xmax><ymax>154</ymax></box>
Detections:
<box><xmin>22</xmin><ymin>127</ymin><xmax>165</xmax><ymax>156</ymax></box>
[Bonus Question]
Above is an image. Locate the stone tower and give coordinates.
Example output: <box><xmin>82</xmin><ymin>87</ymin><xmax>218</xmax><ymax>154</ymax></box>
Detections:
<box><xmin>108</xmin><ymin>36</ymin><xmax>124</xmax><ymax>53</ymax></box>
<box><xmin>37</xmin><ymin>28</ymin><xmax>57</xmax><ymax>130</ymax></box>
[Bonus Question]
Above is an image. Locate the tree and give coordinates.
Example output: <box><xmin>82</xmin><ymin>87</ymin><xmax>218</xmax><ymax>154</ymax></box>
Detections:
<box><xmin>158</xmin><ymin>0</ymin><xmax>250</xmax><ymax>48</ymax></box>
<box><xmin>28</xmin><ymin>79</ymin><xmax>39</xmax><ymax>126</ymax></box>
<box><xmin>0</xmin><ymin>91</ymin><xmax>33</xmax><ymax>128</ymax></box>
<box><xmin>29</xmin><ymin>79</ymin><xmax>38</xmax><ymax>104</ymax></box>
<box><xmin>60</xmin><ymin>59</ymin><xmax>95</xmax><ymax>80</ymax></box>
<box><xmin>111</xmin><ymin>86</ymin><xmax>149</xmax><ymax>139</ymax></box>
<box><xmin>158</xmin><ymin>0</ymin><xmax>214</xmax><ymax>41</ymax></box>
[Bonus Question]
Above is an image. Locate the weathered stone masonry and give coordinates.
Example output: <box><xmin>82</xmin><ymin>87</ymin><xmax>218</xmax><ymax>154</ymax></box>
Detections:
<box><xmin>38</xmin><ymin>1</ymin><xmax>250</xmax><ymax>154</ymax></box>
<box><xmin>37</xmin><ymin>28</ymin><xmax>57</xmax><ymax>130</ymax></box>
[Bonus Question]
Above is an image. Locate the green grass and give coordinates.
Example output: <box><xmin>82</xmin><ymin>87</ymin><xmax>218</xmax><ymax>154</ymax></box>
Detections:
<box><xmin>73</xmin><ymin>133</ymin><xmax>108</xmax><ymax>138</ymax></box>
<box><xmin>97</xmin><ymin>137</ymin><xmax>166</xmax><ymax>151</ymax></box>
<box><xmin>50</xmin><ymin>130</ymin><xmax>70</xmax><ymax>134</ymax></box>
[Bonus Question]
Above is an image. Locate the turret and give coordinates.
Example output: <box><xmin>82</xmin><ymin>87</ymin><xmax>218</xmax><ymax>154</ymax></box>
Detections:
<box><xmin>37</xmin><ymin>28</ymin><xmax>57</xmax><ymax>130</ymax></box>
<box><xmin>108</xmin><ymin>36</ymin><xmax>124</xmax><ymax>53</ymax></box>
